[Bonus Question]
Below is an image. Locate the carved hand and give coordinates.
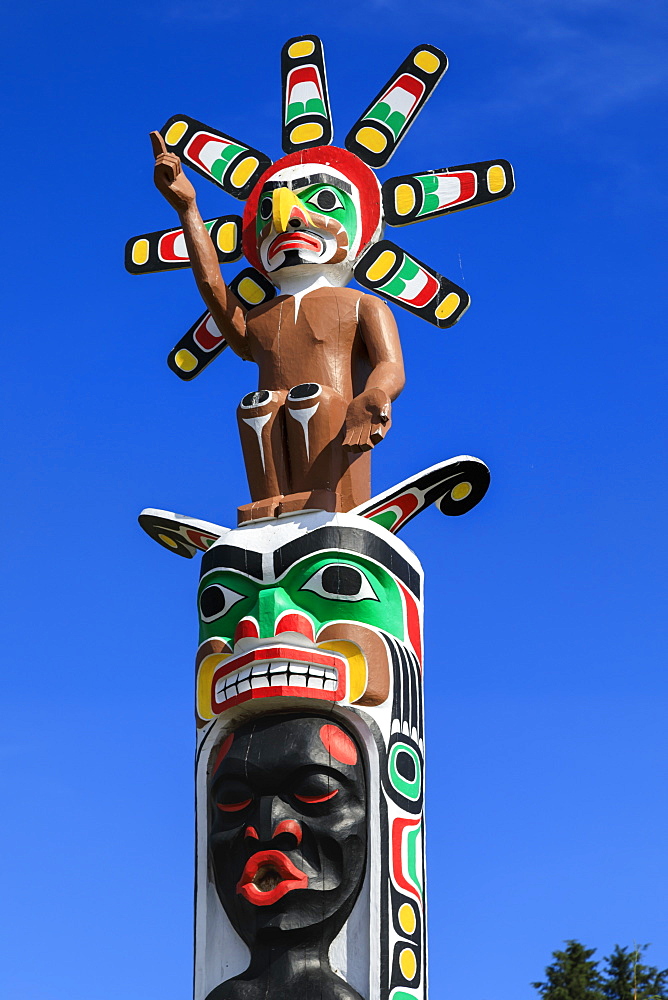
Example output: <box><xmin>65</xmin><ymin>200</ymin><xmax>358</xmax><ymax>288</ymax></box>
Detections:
<box><xmin>150</xmin><ymin>131</ymin><xmax>197</xmax><ymax>214</ymax></box>
<box><xmin>342</xmin><ymin>387</ymin><xmax>392</xmax><ymax>452</ymax></box>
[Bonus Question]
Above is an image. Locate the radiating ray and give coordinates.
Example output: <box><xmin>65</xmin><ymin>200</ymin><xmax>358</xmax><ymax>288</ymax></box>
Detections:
<box><xmin>281</xmin><ymin>35</ymin><xmax>333</xmax><ymax>153</ymax></box>
<box><xmin>167</xmin><ymin>268</ymin><xmax>276</xmax><ymax>381</ymax></box>
<box><xmin>159</xmin><ymin>115</ymin><xmax>271</xmax><ymax>200</ymax></box>
<box><xmin>383</xmin><ymin>159</ymin><xmax>515</xmax><ymax>226</ymax></box>
<box><xmin>354</xmin><ymin>239</ymin><xmax>469</xmax><ymax>328</ymax></box>
<box><xmin>345</xmin><ymin>44</ymin><xmax>447</xmax><ymax>168</ymax></box>
<box><xmin>125</xmin><ymin>216</ymin><xmax>243</xmax><ymax>274</ymax></box>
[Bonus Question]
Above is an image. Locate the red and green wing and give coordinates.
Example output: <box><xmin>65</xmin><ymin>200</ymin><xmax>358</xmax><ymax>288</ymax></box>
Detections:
<box><xmin>281</xmin><ymin>35</ymin><xmax>333</xmax><ymax>153</ymax></box>
<box><xmin>351</xmin><ymin>457</ymin><xmax>490</xmax><ymax>533</ymax></box>
<box><xmin>138</xmin><ymin>508</ymin><xmax>226</xmax><ymax>558</ymax></box>
<box><xmin>354</xmin><ymin>239</ymin><xmax>469</xmax><ymax>328</ymax></box>
<box><xmin>382</xmin><ymin>159</ymin><xmax>515</xmax><ymax>226</ymax></box>
<box><xmin>344</xmin><ymin>44</ymin><xmax>447</xmax><ymax>168</ymax></box>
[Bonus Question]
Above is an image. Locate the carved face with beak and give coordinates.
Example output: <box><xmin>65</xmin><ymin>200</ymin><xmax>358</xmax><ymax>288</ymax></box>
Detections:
<box><xmin>242</xmin><ymin>146</ymin><xmax>383</xmax><ymax>289</ymax></box>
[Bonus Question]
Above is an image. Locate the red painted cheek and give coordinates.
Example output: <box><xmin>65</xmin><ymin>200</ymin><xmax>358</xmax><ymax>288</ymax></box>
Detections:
<box><xmin>275</xmin><ymin>612</ymin><xmax>314</xmax><ymax>641</ymax></box>
<box><xmin>245</xmin><ymin>826</ymin><xmax>259</xmax><ymax>840</ymax></box>
<box><xmin>234</xmin><ymin>617</ymin><xmax>259</xmax><ymax>644</ymax></box>
<box><xmin>319</xmin><ymin>724</ymin><xmax>358</xmax><ymax>765</ymax></box>
<box><xmin>272</xmin><ymin>819</ymin><xmax>302</xmax><ymax>844</ymax></box>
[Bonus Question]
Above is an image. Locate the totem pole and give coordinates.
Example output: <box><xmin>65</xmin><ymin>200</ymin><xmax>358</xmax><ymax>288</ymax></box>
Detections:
<box><xmin>128</xmin><ymin>35</ymin><xmax>513</xmax><ymax>1000</ymax></box>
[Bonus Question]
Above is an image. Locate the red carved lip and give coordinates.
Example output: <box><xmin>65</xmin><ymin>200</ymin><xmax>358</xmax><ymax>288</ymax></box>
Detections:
<box><xmin>210</xmin><ymin>644</ymin><xmax>346</xmax><ymax>715</ymax></box>
<box><xmin>236</xmin><ymin>850</ymin><xmax>308</xmax><ymax>905</ymax></box>
<box><xmin>267</xmin><ymin>231</ymin><xmax>323</xmax><ymax>261</ymax></box>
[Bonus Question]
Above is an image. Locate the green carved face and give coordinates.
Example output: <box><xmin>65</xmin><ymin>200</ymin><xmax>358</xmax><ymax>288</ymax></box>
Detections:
<box><xmin>198</xmin><ymin>550</ymin><xmax>403</xmax><ymax>646</ymax></box>
<box><xmin>256</xmin><ymin>182</ymin><xmax>358</xmax><ymax>248</ymax></box>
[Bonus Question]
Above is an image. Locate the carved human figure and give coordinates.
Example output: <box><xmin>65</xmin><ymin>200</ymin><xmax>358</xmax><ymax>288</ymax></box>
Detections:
<box><xmin>207</xmin><ymin>713</ymin><xmax>367</xmax><ymax>1000</ymax></box>
<box><xmin>151</xmin><ymin>133</ymin><xmax>405</xmax><ymax>521</ymax></box>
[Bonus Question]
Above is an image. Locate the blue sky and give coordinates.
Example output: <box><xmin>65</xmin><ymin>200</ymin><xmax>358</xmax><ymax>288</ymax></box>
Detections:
<box><xmin>2</xmin><ymin>1</ymin><xmax>667</xmax><ymax>998</ymax></box>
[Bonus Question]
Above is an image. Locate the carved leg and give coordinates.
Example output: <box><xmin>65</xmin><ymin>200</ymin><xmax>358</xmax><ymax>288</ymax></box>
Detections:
<box><xmin>280</xmin><ymin>383</ymin><xmax>349</xmax><ymax>515</ymax></box>
<box><xmin>237</xmin><ymin>389</ymin><xmax>288</xmax><ymax>522</ymax></box>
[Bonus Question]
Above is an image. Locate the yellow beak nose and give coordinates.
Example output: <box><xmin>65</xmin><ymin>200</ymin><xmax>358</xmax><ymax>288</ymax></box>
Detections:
<box><xmin>272</xmin><ymin>186</ymin><xmax>314</xmax><ymax>233</ymax></box>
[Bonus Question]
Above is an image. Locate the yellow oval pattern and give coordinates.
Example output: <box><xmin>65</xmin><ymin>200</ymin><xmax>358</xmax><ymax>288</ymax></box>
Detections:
<box><xmin>174</xmin><ymin>349</ymin><xmax>198</xmax><ymax>372</ymax></box>
<box><xmin>487</xmin><ymin>164</ymin><xmax>506</xmax><ymax>193</ymax></box>
<box><xmin>452</xmin><ymin>481</ymin><xmax>472</xmax><ymax>501</ymax></box>
<box><xmin>237</xmin><ymin>277</ymin><xmax>265</xmax><ymax>305</ymax></box>
<box><xmin>414</xmin><ymin>50</ymin><xmax>440</xmax><ymax>73</ymax></box>
<box><xmin>366</xmin><ymin>250</ymin><xmax>397</xmax><ymax>282</ymax></box>
<box><xmin>288</xmin><ymin>39</ymin><xmax>315</xmax><ymax>58</ymax></box>
<box><xmin>398</xmin><ymin>903</ymin><xmax>416</xmax><ymax>935</ymax></box>
<box><xmin>395</xmin><ymin>183</ymin><xmax>416</xmax><ymax>216</ymax></box>
<box><xmin>165</xmin><ymin>120</ymin><xmax>188</xmax><ymax>146</ymax></box>
<box><xmin>217</xmin><ymin>222</ymin><xmax>238</xmax><ymax>254</ymax></box>
<box><xmin>356</xmin><ymin>126</ymin><xmax>387</xmax><ymax>153</ymax></box>
<box><xmin>434</xmin><ymin>293</ymin><xmax>460</xmax><ymax>320</ymax></box>
<box><xmin>290</xmin><ymin>122</ymin><xmax>324</xmax><ymax>144</ymax></box>
<box><xmin>230</xmin><ymin>156</ymin><xmax>259</xmax><ymax>189</ymax></box>
<box><xmin>131</xmin><ymin>238</ymin><xmax>150</xmax><ymax>265</ymax></box>
<box><xmin>158</xmin><ymin>533</ymin><xmax>178</xmax><ymax>549</ymax></box>
<box><xmin>399</xmin><ymin>949</ymin><xmax>417</xmax><ymax>981</ymax></box>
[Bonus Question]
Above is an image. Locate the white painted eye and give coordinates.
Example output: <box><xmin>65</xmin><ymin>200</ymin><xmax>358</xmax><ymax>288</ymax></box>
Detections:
<box><xmin>199</xmin><ymin>584</ymin><xmax>246</xmax><ymax>622</ymax></box>
<box><xmin>300</xmin><ymin>564</ymin><xmax>378</xmax><ymax>602</ymax></box>
<box><xmin>306</xmin><ymin>187</ymin><xmax>344</xmax><ymax>213</ymax></box>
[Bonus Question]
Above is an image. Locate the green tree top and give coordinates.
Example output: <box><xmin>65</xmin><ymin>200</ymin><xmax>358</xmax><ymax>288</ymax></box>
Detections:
<box><xmin>602</xmin><ymin>945</ymin><xmax>668</xmax><ymax>1000</ymax></box>
<box><xmin>532</xmin><ymin>940</ymin><xmax>605</xmax><ymax>1000</ymax></box>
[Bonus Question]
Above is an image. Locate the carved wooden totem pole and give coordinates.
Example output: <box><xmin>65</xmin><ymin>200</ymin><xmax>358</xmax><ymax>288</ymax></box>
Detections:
<box><xmin>128</xmin><ymin>35</ymin><xmax>514</xmax><ymax>1000</ymax></box>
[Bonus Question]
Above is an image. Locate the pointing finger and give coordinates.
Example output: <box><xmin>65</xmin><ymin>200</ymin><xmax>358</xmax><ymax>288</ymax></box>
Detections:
<box><xmin>150</xmin><ymin>130</ymin><xmax>168</xmax><ymax>158</ymax></box>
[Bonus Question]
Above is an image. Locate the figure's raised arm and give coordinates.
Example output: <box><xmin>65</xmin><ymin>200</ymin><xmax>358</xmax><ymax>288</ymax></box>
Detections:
<box><xmin>150</xmin><ymin>131</ymin><xmax>250</xmax><ymax>359</ymax></box>
<box><xmin>343</xmin><ymin>295</ymin><xmax>406</xmax><ymax>452</ymax></box>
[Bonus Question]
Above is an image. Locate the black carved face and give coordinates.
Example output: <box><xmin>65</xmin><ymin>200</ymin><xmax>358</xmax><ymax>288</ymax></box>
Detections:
<box><xmin>209</xmin><ymin>714</ymin><xmax>367</xmax><ymax>945</ymax></box>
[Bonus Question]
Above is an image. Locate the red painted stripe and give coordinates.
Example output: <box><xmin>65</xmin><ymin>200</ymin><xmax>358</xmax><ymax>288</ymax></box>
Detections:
<box><xmin>399</xmin><ymin>582</ymin><xmax>422</xmax><ymax>667</ymax></box>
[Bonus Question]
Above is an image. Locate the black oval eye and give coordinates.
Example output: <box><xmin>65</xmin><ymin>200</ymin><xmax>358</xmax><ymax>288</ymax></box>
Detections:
<box><xmin>259</xmin><ymin>196</ymin><xmax>273</xmax><ymax>220</ymax></box>
<box><xmin>306</xmin><ymin>187</ymin><xmax>344</xmax><ymax>213</ymax></box>
<box><xmin>199</xmin><ymin>583</ymin><xmax>245</xmax><ymax>622</ymax></box>
<box><xmin>300</xmin><ymin>563</ymin><xmax>378</xmax><ymax>601</ymax></box>
<box><xmin>322</xmin><ymin>565</ymin><xmax>363</xmax><ymax>595</ymax></box>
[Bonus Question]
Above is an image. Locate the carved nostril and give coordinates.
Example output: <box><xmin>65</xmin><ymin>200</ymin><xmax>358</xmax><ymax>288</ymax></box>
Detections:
<box><xmin>288</xmin><ymin>218</ymin><xmax>302</xmax><ymax>229</ymax></box>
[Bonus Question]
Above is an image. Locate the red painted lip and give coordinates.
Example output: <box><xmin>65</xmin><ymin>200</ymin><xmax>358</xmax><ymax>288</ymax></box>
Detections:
<box><xmin>268</xmin><ymin>231</ymin><xmax>323</xmax><ymax>261</ymax></box>
<box><xmin>236</xmin><ymin>850</ymin><xmax>308</xmax><ymax>905</ymax></box>
<box><xmin>210</xmin><ymin>644</ymin><xmax>347</xmax><ymax>715</ymax></box>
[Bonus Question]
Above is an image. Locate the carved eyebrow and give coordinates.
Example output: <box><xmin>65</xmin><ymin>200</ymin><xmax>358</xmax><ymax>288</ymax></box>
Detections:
<box><xmin>200</xmin><ymin>528</ymin><xmax>421</xmax><ymax>598</ymax></box>
<box><xmin>260</xmin><ymin>174</ymin><xmax>353</xmax><ymax>196</ymax></box>
<box><xmin>273</xmin><ymin>527</ymin><xmax>421</xmax><ymax>598</ymax></box>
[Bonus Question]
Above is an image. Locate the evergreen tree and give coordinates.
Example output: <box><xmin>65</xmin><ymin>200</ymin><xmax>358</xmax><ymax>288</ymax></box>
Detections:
<box><xmin>602</xmin><ymin>945</ymin><xmax>668</xmax><ymax>1000</ymax></box>
<box><xmin>532</xmin><ymin>940</ymin><xmax>605</xmax><ymax>1000</ymax></box>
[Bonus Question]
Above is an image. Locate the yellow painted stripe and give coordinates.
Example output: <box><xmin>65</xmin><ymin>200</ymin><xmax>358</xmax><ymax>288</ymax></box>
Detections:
<box><xmin>395</xmin><ymin>183</ymin><xmax>416</xmax><ymax>216</ymax></box>
<box><xmin>230</xmin><ymin>156</ymin><xmax>259</xmax><ymax>189</ymax></box>
<box><xmin>196</xmin><ymin>653</ymin><xmax>229</xmax><ymax>721</ymax></box>
<box><xmin>131</xmin><ymin>238</ymin><xmax>150</xmax><ymax>265</ymax></box>
<box><xmin>290</xmin><ymin>122</ymin><xmax>324</xmax><ymax>144</ymax></box>
<box><xmin>174</xmin><ymin>349</ymin><xmax>198</xmax><ymax>372</ymax></box>
<box><xmin>288</xmin><ymin>39</ymin><xmax>315</xmax><ymax>58</ymax></box>
<box><xmin>164</xmin><ymin>120</ymin><xmax>188</xmax><ymax>146</ymax></box>
<box><xmin>434</xmin><ymin>292</ymin><xmax>460</xmax><ymax>320</ymax></box>
<box><xmin>356</xmin><ymin>126</ymin><xmax>387</xmax><ymax>153</ymax></box>
<box><xmin>413</xmin><ymin>50</ymin><xmax>440</xmax><ymax>73</ymax></box>
<box><xmin>217</xmin><ymin>221</ymin><xmax>238</xmax><ymax>254</ymax></box>
<box><xmin>158</xmin><ymin>533</ymin><xmax>178</xmax><ymax>549</ymax></box>
<box><xmin>366</xmin><ymin>249</ymin><xmax>397</xmax><ymax>282</ymax></box>
<box><xmin>237</xmin><ymin>277</ymin><xmax>265</xmax><ymax>305</ymax></box>
<box><xmin>399</xmin><ymin>949</ymin><xmax>417</xmax><ymax>981</ymax></box>
<box><xmin>451</xmin><ymin>481</ymin><xmax>472</xmax><ymax>500</ymax></box>
<box><xmin>398</xmin><ymin>902</ymin><xmax>416</xmax><ymax>935</ymax></box>
<box><xmin>318</xmin><ymin>640</ymin><xmax>367</xmax><ymax>703</ymax></box>
<box><xmin>487</xmin><ymin>164</ymin><xmax>506</xmax><ymax>193</ymax></box>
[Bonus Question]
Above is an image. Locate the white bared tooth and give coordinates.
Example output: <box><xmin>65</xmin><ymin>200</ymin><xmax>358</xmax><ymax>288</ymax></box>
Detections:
<box><xmin>307</xmin><ymin>676</ymin><xmax>325</xmax><ymax>690</ymax></box>
<box><xmin>250</xmin><ymin>674</ymin><xmax>270</xmax><ymax>689</ymax></box>
<box><xmin>324</xmin><ymin>679</ymin><xmax>337</xmax><ymax>691</ymax></box>
<box><xmin>270</xmin><ymin>673</ymin><xmax>289</xmax><ymax>687</ymax></box>
<box><xmin>237</xmin><ymin>679</ymin><xmax>251</xmax><ymax>693</ymax></box>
